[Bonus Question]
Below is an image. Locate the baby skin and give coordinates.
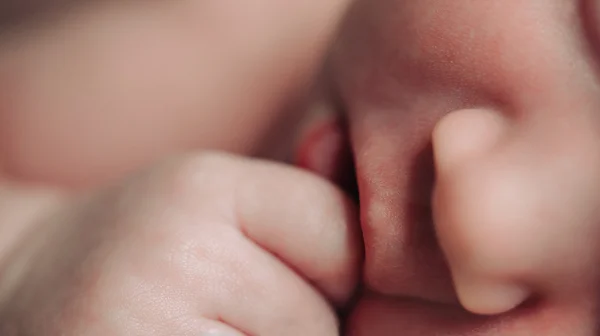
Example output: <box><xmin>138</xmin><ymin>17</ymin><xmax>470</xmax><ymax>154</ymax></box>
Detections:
<box><xmin>0</xmin><ymin>1</ymin><xmax>361</xmax><ymax>335</ymax></box>
<box><xmin>2</xmin><ymin>0</ymin><xmax>600</xmax><ymax>335</ymax></box>
<box><xmin>331</xmin><ymin>0</ymin><xmax>600</xmax><ymax>334</ymax></box>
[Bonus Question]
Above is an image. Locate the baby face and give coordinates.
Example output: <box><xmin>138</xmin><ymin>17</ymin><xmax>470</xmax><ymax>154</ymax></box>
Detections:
<box><xmin>331</xmin><ymin>0</ymin><xmax>600</xmax><ymax>334</ymax></box>
<box><xmin>2</xmin><ymin>0</ymin><xmax>600</xmax><ymax>334</ymax></box>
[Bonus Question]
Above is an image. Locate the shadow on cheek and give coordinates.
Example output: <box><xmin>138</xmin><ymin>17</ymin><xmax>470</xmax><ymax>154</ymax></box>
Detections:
<box><xmin>0</xmin><ymin>0</ymin><xmax>86</xmax><ymax>30</ymax></box>
<box><xmin>405</xmin><ymin>142</ymin><xmax>440</xmax><ymax>252</ymax></box>
<box><xmin>336</xmin><ymin>115</ymin><xmax>360</xmax><ymax>203</ymax></box>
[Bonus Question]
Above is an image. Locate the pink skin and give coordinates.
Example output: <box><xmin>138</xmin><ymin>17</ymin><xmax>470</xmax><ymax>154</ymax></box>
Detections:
<box><xmin>294</xmin><ymin>112</ymin><xmax>357</xmax><ymax>195</ymax></box>
<box><xmin>0</xmin><ymin>1</ymin><xmax>346</xmax><ymax>189</ymax></box>
<box><xmin>2</xmin><ymin>0</ymin><xmax>600</xmax><ymax>334</ymax></box>
<box><xmin>327</xmin><ymin>0</ymin><xmax>600</xmax><ymax>334</ymax></box>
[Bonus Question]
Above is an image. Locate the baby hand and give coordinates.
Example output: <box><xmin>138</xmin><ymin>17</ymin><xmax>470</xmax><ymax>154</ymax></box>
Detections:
<box><xmin>0</xmin><ymin>153</ymin><xmax>361</xmax><ymax>336</ymax></box>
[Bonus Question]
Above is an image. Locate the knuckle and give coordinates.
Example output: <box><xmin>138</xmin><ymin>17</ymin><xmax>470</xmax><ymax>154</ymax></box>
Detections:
<box><xmin>164</xmin><ymin>226</ymin><xmax>253</xmax><ymax>303</ymax></box>
<box><xmin>115</xmin><ymin>152</ymin><xmax>243</xmax><ymax>220</ymax></box>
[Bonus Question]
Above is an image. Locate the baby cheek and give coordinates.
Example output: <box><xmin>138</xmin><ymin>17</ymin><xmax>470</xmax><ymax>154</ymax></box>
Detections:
<box><xmin>341</xmin><ymin>0</ymin><xmax>599</xmax><ymax>111</ymax></box>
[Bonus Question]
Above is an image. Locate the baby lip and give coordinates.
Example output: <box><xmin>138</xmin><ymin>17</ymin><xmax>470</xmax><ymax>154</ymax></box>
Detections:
<box><xmin>294</xmin><ymin>113</ymin><xmax>359</xmax><ymax>200</ymax></box>
<box><xmin>348</xmin><ymin>127</ymin><xmax>458</xmax><ymax>303</ymax></box>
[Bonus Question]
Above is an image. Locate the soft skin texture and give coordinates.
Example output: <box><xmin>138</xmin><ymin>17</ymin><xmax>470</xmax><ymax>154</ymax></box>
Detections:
<box><xmin>0</xmin><ymin>1</ymin><xmax>360</xmax><ymax>334</ymax></box>
<box><xmin>331</xmin><ymin>0</ymin><xmax>600</xmax><ymax>334</ymax></box>
<box><xmin>0</xmin><ymin>0</ymin><xmax>348</xmax><ymax>189</ymax></box>
<box><xmin>4</xmin><ymin>0</ymin><xmax>600</xmax><ymax>335</ymax></box>
<box><xmin>0</xmin><ymin>153</ymin><xmax>362</xmax><ymax>335</ymax></box>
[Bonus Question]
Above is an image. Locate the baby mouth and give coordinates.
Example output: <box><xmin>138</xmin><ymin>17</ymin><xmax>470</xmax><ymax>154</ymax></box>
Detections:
<box><xmin>292</xmin><ymin>109</ymin><xmax>594</xmax><ymax>335</ymax></box>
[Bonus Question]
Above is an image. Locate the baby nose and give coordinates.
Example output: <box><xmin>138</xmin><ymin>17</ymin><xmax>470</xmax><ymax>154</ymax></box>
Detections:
<box><xmin>432</xmin><ymin>108</ymin><xmax>600</xmax><ymax>315</ymax></box>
